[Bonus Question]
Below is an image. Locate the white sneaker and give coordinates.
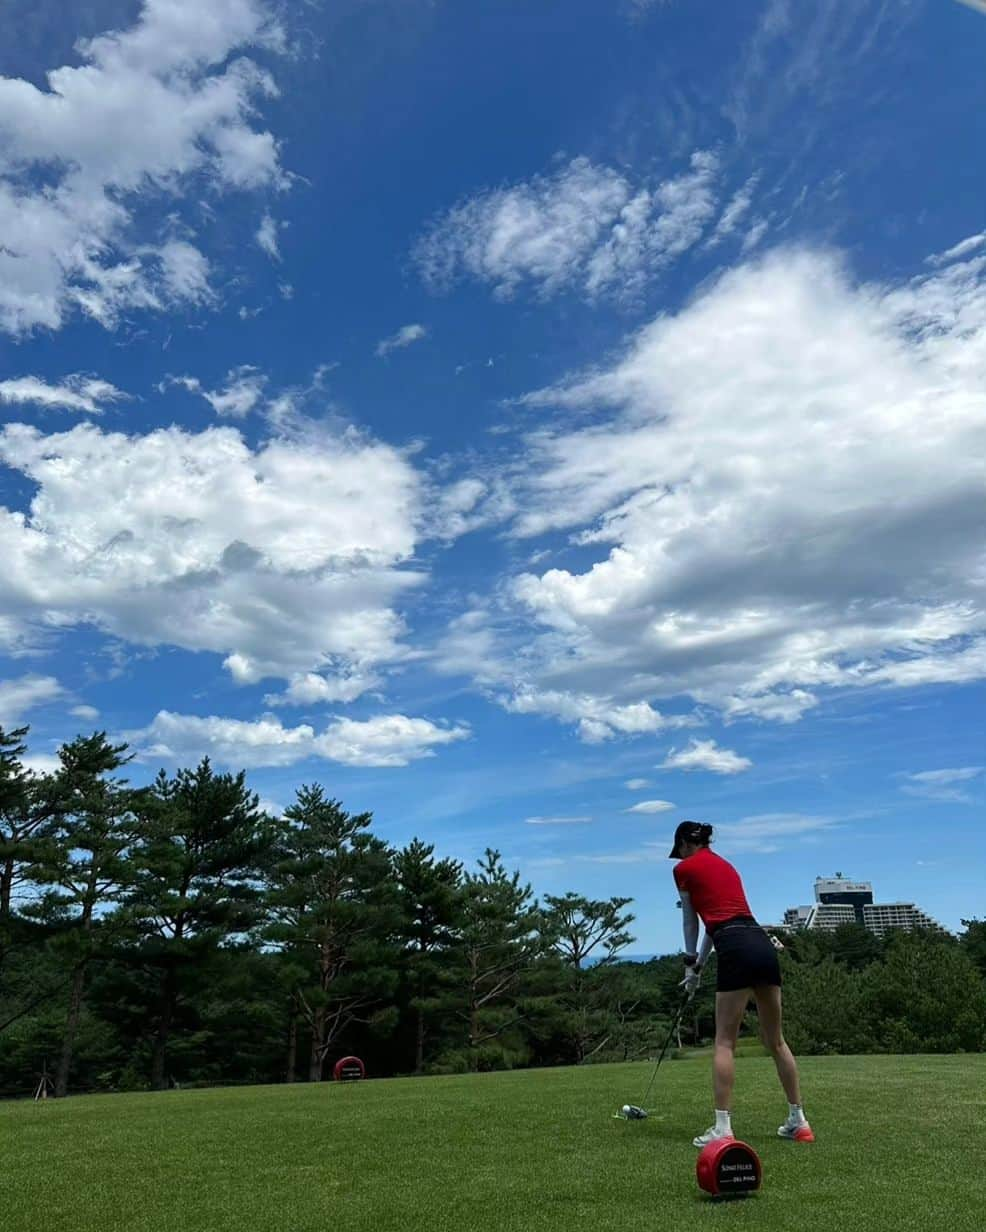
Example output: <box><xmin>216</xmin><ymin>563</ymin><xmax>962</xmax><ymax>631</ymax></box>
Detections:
<box><xmin>777</xmin><ymin>1117</ymin><xmax>815</xmax><ymax>1142</ymax></box>
<box><xmin>693</xmin><ymin>1125</ymin><xmax>733</xmax><ymax>1148</ymax></box>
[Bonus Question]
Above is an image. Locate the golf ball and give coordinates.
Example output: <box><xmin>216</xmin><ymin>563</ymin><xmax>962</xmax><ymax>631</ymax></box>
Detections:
<box><xmin>622</xmin><ymin>1105</ymin><xmax>631</xmax><ymax>1115</ymax></box>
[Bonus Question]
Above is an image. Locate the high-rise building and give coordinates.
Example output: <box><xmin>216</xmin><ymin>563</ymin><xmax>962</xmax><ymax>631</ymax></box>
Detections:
<box><xmin>813</xmin><ymin>873</ymin><xmax>873</xmax><ymax>925</ymax></box>
<box><xmin>781</xmin><ymin>873</ymin><xmax>945</xmax><ymax>936</ymax></box>
<box><xmin>862</xmin><ymin>903</ymin><xmax>943</xmax><ymax>937</ymax></box>
<box><xmin>804</xmin><ymin>902</ymin><xmax>857</xmax><ymax>932</ymax></box>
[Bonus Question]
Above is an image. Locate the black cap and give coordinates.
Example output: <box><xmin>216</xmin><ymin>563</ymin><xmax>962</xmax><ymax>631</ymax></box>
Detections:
<box><xmin>668</xmin><ymin>820</ymin><xmax>711</xmax><ymax>859</ymax></box>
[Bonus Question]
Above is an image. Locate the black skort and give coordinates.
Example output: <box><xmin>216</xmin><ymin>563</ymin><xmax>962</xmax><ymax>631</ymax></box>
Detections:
<box><xmin>711</xmin><ymin>917</ymin><xmax>781</xmax><ymax>993</ymax></box>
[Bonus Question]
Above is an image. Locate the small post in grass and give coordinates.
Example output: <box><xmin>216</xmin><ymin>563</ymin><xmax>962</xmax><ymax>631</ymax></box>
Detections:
<box><xmin>33</xmin><ymin>1059</ymin><xmax>54</xmax><ymax>1102</ymax></box>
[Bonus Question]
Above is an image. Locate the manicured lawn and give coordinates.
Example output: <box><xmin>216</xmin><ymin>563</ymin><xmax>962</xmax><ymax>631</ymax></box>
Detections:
<box><xmin>3</xmin><ymin>1054</ymin><xmax>983</xmax><ymax>1232</ymax></box>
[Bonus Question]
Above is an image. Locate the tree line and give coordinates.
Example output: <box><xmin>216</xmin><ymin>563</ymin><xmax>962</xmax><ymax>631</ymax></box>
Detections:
<box><xmin>1</xmin><ymin>725</ymin><xmax>984</xmax><ymax>1098</ymax></box>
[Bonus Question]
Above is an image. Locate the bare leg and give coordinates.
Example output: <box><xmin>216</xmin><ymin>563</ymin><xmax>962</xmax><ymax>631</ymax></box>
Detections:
<box><xmin>754</xmin><ymin>984</ymin><xmax>801</xmax><ymax>1105</ymax></box>
<box><xmin>713</xmin><ymin>989</ymin><xmax>751</xmax><ymax>1111</ymax></box>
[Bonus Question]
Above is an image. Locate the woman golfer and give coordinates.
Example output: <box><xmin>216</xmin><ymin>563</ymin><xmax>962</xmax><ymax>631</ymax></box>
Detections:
<box><xmin>669</xmin><ymin>819</ymin><xmax>814</xmax><ymax>1147</ymax></box>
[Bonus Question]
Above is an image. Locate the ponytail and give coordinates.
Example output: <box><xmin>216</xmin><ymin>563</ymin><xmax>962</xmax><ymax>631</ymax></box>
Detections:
<box><xmin>698</xmin><ymin>823</ymin><xmax>713</xmax><ymax>846</ymax></box>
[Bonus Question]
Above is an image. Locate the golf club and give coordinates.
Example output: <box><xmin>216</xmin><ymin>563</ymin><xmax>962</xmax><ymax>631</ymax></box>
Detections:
<box><xmin>615</xmin><ymin>989</ymin><xmax>693</xmax><ymax>1121</ymax></box>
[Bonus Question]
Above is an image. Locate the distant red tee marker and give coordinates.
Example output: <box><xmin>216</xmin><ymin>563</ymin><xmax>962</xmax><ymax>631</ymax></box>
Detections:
<box><xmin>332</xmin><ymin>1056</ymin><xmax>366</xmax><ymax>1082</ymax></box>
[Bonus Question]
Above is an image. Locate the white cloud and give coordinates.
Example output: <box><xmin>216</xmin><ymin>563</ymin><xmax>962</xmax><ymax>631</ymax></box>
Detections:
<box><xmin>264</xmin><ymin>669</ymin><xmax>381</xmax><ymax>707</ymax></box>
<box><xmin>624</xmin><ymin>799</ymin><xmax>675</xmax><ymax>814</ymax></box>
<box><xmin>708</xmin><ymin>812</ymin><xmax>841</xmax><ymax>854</ymax></box>
<box><xmin>134</xmin><ymin>711</ymin><xmax>317</xmax><ymax>768</ymax></box>
<box><xmin>742</xmin><ymin>218</ymin><xmax>769</xmax><ymax>253</ymax></box>
<box><xmin>414</xmin><ymin>152</ymin><xmax>720</xmax><ymax>302</ymax></box>
<box><xmin>0</xmin><ymin>419</ymin><xmax>425</xmax><ymax>682</ymax></box>
<box><xmin>256</xmin><ymin>212</ymin><xmax>282</xmax><ymax>261</ymax></box>
<box><xmin>0</xmin><ymin>675</ymin><xmax>65</xmax><ymax>726</ymax></box>
<box><xmin>22</xmin><ymin>753</ymin><xmax>63</xmax><ymax>776</ymax></box>
<box><xmin>70</xmin><ymin>704</ymin><xmax>101</xmax><ymax>722</ymax></box>
<box><xmin>204</xmin><ymin>367</ymin><xmax>268</xmax><ymax>418</ymax></box>
<box><xmin>0</xmin><ymin>375</ymin><xmax>127</xmax><ymax>415</ymax></box>
<box><xmin>376</xmin><ymin>323</ymin><xmax>428</xmax><ymax>358</ymax></box>
<box><xmin>708</xmin><ymin>175</ymin><xmax>758</xmax><ymax>245</ymax></box>
<box><xmin>661</xmin><ymin>740</ymin><xmax>752</xmax><ymax>775</ymax></box>
<box><xmin>524</xmin><ymin>815</ymin><xmax>592</xmax><ymax>825</ymax></box>
<box><xmin>313</xmin><ymin>714</ymin><xmax>470</xmax><ymax>768</ymax></box>
<box><xmin>0</xmin><ymin>0</ymin><xmax>286</xmax><ymax>335</ymax></box>
<box><xmin>132</xmin><ymin>709</ymin><xmax>468</xmax><ymax>769</ymax></box>
<box><xmin>928</xmin><ymin>233</ymin><xmax>986</xmax><ymax>267</ymax></box>
<box><xmin>505</xmin><ymin>688</ymin><xmax>692</xmax><ymax>743</ymax></box>
<box><xmin>901</xmin><ymin>766</ymin><xmax>983</xmax><ymax>804</ymax></box>
<box><xmin>497</xmin><ymin>243</ymin><xmax>986</xmax><ymax>731</ymax></box>
<box><xmin>163</xmin><ymin>367</ymin><xmax>268</xmax><ymax>418</ymax></box>
<box><xmin>625</xmin><ymin>778</ymin><xmax>651</xmax><ymax>790</ymax></box>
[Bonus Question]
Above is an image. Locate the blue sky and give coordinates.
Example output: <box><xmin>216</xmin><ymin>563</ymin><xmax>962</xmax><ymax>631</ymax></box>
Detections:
<box><xmin>1</xmin><ymin>0</ymin><xmax>984</xmax><ymax>952</ymax></box>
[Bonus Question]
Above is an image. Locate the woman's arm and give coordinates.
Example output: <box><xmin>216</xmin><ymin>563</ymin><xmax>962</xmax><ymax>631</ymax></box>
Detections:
<box><xmin>681</xmin><ymin>891</ymin><xmax>714</xmax><ymax>967</ymax></box>
<box><xmin>697</xmin><ymin>931</ymin><xmax>713</xmax><ymax>968</ymax></box>
<box><xmin>680</xmin><ymin>890</ymin><xmax>700</xmax><ymax>956</ymax></box>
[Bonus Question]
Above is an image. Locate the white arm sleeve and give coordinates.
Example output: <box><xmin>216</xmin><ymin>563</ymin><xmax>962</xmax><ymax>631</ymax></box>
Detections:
<box><xmin>680</xmin><ymin>891</ymin><xmax>700</xmax><ymax>956</ymax></box>
<box><xmin>698</xmin><ymin>931</ymin><xmax>713</xmax><ymax>968</ymax></box>
<box><xmin>681</xmin><ymin>891</ymin><xmax>714</xmax><ymax>967</ymax></box>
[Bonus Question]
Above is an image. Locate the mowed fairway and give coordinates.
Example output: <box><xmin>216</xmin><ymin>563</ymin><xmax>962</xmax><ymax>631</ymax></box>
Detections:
<box><xmin>3</xmin><ymin>1055</ymin><xmax>984</xmax><ymax>1232</ymax></box>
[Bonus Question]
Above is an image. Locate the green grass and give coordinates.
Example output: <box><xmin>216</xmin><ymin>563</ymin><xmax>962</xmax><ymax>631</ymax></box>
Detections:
<box><xmin>3</xmin><ymin>1055</ymin><xmax>984</xmax><ymax>1232</ymax></box>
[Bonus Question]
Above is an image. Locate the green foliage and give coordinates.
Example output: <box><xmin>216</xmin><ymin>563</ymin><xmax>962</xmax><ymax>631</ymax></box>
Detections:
<box><xmin>864</xmin><ymin>929</ymin><xmax>986</xmax><ymax>1053</ymax></box>
<box><xmin>443</xmin><ymin>849</ymin><xmax>546</xmax><ymax>1069</ymax></box>
<box><xmin>780</xmin><ymin>957</ymin><xmax>876</xmax><ymax>1054</ymax></box>
<box><xmin>960</xmin><ymin>917</ymin><xmax>986</xmax><ymax>980</ymax></box>
<box><xmin>125</xmin><ymin>758</ymin><xmax>272</xmax><ymax>1088</ymax></box>
<box><xmin>263</xmin><ymin>785</ymin><xmax>400</xmax><ymax>1081</ymax></box>
<box><xmin>539</xmin><ymin>892</ymin><xmax>636</xmax><ymax>1063</ymax></box>
<box><xmin>1</xmin><ymin>722</ymin><xmax>984</xmax><ymax>1099</ymax></box>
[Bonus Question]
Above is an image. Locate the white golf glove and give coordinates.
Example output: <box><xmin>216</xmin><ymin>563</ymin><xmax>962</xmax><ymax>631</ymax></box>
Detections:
<box><xmin>679</xmin><ymin>963</ymin><xmax>702</xmax><ymax>998</ymax></box>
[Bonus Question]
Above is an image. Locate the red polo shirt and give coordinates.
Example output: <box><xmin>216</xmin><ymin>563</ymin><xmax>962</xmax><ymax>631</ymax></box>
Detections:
<box><xmin>673</xmin><ymin>847</ymin><xmax>752</xmax><ymax>927</ymax></box>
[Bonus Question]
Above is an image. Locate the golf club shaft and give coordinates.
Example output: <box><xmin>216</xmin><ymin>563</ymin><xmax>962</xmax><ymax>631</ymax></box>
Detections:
<box><xmin>639</xmin><ymin>993</ymin><xmax>691</xmax><ymax>1107</ymax></box>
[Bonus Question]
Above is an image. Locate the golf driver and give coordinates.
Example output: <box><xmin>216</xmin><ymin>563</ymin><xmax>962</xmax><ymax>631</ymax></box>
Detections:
<box><xmin>615</xmin><ymin>990</ymin><xmax>692</xmax><ymax>1121</ymax></box>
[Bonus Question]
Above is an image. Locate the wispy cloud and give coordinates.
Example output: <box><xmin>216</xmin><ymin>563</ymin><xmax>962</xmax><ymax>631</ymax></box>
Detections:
<box><xmin>524</xmin><ymin>815</ymin><xmax>593</xmax><ymax>825</ymax></box>
<box><xmin>901</xmin><ymin>766</ymin><xmax>983</xmax><ymax>804</ymax></box>
<box><xmin>0</xmin><ymin>374</ymin><xmax>127</xmax><ymax>415</ymax></box>
<box><xmin>0</xmin><ymin>675</ymin><xmax>65</xmax><ymax>726</ymax></box>
<box><xmin>625</xmin><ymin>778</ymin><xmax>652</xmax><ymax>789</ymax></box>
<box><xmin>376</xmin><ymin>323</ymin><xmax>428</xmax><ymax>358</ymax></box>
<box><xmin>698</xmin><ymin>812</ymin><xmax>841</xmax><ymax>854</ymax></box>
<box><xmin>708</xmin><ymin>175</ymin><xmax>758</xmax><ymax>245</ymax></box>
<box><xmin>662</xmin><ymin>740</ymin><xmax>752</xmax><ymax>775</ymax></box>
<box><xmin>256</xmin><ymin>212</ymin><xmax>282</xmax><ymax>261</ymax></box>
<box><xmin>163</xmin><ymin>366</ymin><xmax>268</xmax><ymax>418</ymax></box>
<box><xmin>414</xmin><ymin>151</ymin><xmax>720</xmax><ymax>303</ymax></box>
<box><xmin>624</xmin><ymin>799</ymin><xmax>675</xmax><ymax>814</ymax></box>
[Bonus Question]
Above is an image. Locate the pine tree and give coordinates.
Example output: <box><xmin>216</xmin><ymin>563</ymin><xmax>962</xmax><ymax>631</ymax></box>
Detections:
<box><xmin>128</xmin><ymin>759</ymin><xmax>270</xmax><ymax>1089</ymax></box>
<box><xmin>0</xmin><ymin>725</ymin><xmax>65</xmax><ymax>928</ymax></box>
<box><xmin>264</xmin><ymin>786</ymin><xmax>399</xmax><ymax>1081</ymax></box>
<box><xmin>393</xmin><ymin>839</ymin><xmax>462</xmax><ymax>1073</ymax></box>
<box><xmin>453</xmin><ymin>849</ymin><xmax>545</xmax><ymax>1068</ymax></box>
<box><xmin>541</xmin><ymin>892</ymin><xmax>635</xmax><ymax>1063</ymax></box>
<box><xmin>30</xmin><ymin>733</ymin><xmax>139</xmax><ymax>1096</ymax></box>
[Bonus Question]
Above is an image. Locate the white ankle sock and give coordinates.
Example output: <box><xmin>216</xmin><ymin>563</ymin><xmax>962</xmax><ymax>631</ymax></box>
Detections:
<box><xmin>715</xmin><ymin>1109</ymin><xmax>732</xmax><ymax>1134</ymax></box>
<box><xmin>788</xmin><ymin>1103</ymin><xmax>806</xmax><ymax>1123</ymax></box>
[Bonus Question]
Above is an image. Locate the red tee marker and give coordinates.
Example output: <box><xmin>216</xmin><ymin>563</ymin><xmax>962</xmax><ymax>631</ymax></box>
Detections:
<box><xmin>696</xmin><ymin>1138</ymin><xmax>762</xmax><ymax>1197</ymax></box>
